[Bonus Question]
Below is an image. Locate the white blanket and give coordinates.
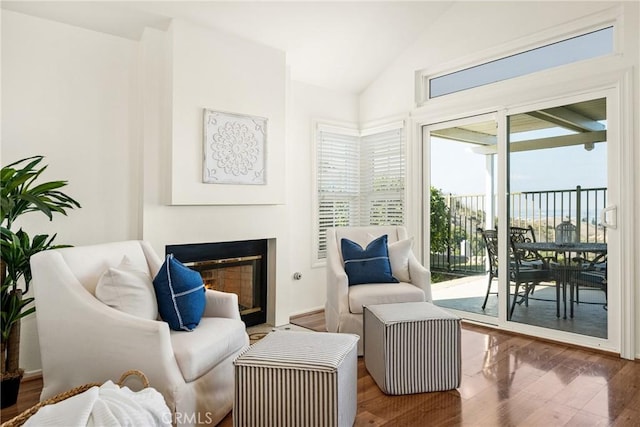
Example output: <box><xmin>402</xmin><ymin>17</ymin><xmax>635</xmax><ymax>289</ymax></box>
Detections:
<box><xmin>25</xmin><ymin>381</ymin><xmax>172</xmax><ymax>427</ymax></box>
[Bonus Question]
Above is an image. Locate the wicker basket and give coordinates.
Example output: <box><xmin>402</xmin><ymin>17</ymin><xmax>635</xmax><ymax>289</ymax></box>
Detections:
<box><xmin>1</xmin><ymin>370</ymin><xmax>150</xmax><ymax>427</ymax></box>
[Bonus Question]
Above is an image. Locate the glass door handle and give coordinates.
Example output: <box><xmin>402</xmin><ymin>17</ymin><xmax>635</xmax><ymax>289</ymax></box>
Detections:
<box><xmin>600</xmin><ymin>205</ymin><xmax>617</xmax><ymax>229</ymax></box>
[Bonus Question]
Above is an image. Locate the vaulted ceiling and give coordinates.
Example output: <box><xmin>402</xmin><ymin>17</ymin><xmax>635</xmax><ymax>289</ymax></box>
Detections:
<box><xmin>1</xmin><ymin>1</ymin><xmax>454</xmax><ymax>94</ymax></box>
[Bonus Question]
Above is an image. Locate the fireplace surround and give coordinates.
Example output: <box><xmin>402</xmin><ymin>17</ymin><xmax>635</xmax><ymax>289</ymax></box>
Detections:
<box><xmin>166</xmin><ymin>239</ymin><xmax>268</xmax><ymax>326</ymax></box>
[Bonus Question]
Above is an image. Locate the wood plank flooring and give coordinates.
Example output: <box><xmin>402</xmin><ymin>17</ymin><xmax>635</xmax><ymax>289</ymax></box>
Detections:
<box><xmin>230</xmin><ymin>314</ymin><xmax>640</xmax><ymax>426</ymax></box>
<box><xmin>2</xmin><ymin>312</ymin><xmax>639</xmax><ymax>426</ymax></box>
<box><xmin>0</xmin><ymin>375</ymin><xmax>44</xmax><ymax>424</ymax></box>
<box><xmin>290</xmin><ymin>308</ymin><xmax>326</xmax><ymax>331</ymax></box>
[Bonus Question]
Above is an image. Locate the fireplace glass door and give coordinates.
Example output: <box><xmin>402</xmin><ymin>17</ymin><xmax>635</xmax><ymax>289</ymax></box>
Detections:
<box><xmin>167</xmin><ymin>239</ymin><xmax>268</xmax><ymax>326</ymax></box>
<box><xmin>186</xmin><ymin>256</ymin><xmax>263</xmax><ymax>318</ymax></box>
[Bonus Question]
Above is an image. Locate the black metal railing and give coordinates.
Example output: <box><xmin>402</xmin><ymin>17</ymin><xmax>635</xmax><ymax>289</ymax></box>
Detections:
<box><xmin>431</xmin><ymin>186</ymin><xmax>607</xmax><ymax>275</ymax></box>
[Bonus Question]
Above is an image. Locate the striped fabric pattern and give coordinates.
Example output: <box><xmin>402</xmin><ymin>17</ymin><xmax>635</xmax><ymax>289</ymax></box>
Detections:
<box><xmin>364</xmin><ymin>302</ymin><xmax>461</xmax><ymax>395</ymax></box>
<box><xmin>235</xmin><ymin>330</ymin><xmax>355</xmax><ymax>371</ymax></box>
<box><xmin>384</xmin><ymin>317</ymin><xmax>461</xmax><ymax>394</ymax></box>
<box><xmin>234</xmin><ymin>331</ymin><xmax>358</xmax><ymax>427</ymax></box>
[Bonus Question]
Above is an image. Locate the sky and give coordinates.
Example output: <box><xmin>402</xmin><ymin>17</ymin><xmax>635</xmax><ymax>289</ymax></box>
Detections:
<box><xmin>430</xmin><ymin>132</ymin><xmax>607</xmax><ymax>196</ymax></box>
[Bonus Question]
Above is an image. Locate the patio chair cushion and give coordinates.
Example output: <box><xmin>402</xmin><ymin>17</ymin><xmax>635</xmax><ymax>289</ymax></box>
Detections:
<box><xmin>342</xmin><ymin>235</ymin><xmax>397</xmax><ymax>286</ymax></box>
<box><xmin>95</xmin><ymin>255</ymin><xmax>158</xmax><ymax>320</ymax></box>
<box><xmin>521</xmin><ymin>259</ymin><xmax>545</xmax><ymax>269</ymax></box>
<box><xmin>153</xmin><ymin>254</ymin><xmax>206</xmax><ymax>331</ymax></box>
<box><xmin>348</xmin><ymin>282</ymin><xmax>425</xmax><ymax>314</ymax></box>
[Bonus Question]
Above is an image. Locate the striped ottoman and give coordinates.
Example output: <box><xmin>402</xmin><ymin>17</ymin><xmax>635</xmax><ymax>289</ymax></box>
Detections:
<box><xmin>233</xmin><ymin>330</ymin><xmax>359</xmax><ymax>427</ymax></box>
<box><xmin>363</xmin><ymin>301</ymin><xmax>461</xmax><ymax>395</ymax></box>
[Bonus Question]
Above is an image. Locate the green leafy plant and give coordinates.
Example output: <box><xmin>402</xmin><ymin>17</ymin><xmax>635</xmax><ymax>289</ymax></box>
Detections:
<box><xmin>1</xmin><ymin>156</ymin><xmax>80</xmax><ymax>379</ymax></box>
<box><xmin>430</xmin><ymin>187</ymin><xmax>450</xmax><ymax>254</ymax></box>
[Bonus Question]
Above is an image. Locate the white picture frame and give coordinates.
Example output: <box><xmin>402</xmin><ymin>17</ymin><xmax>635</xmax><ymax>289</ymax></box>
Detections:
<box><xmin>203</xmin><ymin>109</ymin><xmax>267</xmax><ymax>185</ymax></box>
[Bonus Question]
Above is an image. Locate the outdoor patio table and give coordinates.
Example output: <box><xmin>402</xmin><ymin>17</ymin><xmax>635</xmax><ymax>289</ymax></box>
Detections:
<box><xmin>514</xmin><ymin>242</ymin><xmax>607</xmax><ymax>319</ymax></box>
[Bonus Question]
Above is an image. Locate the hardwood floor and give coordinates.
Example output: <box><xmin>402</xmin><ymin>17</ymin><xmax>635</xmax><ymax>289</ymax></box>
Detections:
<box><xmin>229</xmin><ymin>315</ymin><xmax>640</xmax><ymax>426</ymax></box>
<box><xmin>3</xmin><ymin>313</ymin><xmax>639</xmax><ymax>426</ymax></box>
<box><xmin>0</xmin><ymin>375</ymin><xmax>44</xmax><ymax>424</ymax></box>
<box><xmin>290</xmin><ymin>308</ymin><xmax>326</xmax><ymax>332</ymax></box>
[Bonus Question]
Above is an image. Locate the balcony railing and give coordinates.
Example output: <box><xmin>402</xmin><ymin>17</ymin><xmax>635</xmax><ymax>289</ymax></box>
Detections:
<box><xmin>431</xmin><ymin>186</ymin><xmax>607</xmax><ymax>275</ymax></box>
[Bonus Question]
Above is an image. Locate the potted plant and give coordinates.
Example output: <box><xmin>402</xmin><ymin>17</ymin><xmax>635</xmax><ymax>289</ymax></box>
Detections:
<box><xmin>1</xmin><ymin>156</ymin><xmax>80</xmax><ymax>408</ymax></box>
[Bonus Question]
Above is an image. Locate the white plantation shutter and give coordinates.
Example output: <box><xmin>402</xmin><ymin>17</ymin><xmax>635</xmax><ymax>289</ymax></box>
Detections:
<box><xmin>316</xmin><ymin>129</ymin><xmax>360</xmax><ymax>259</ymax></box>
<box><xmin>360</xmin><ymin>128</ymin><xmax>405</xmax><ymax>226</ymax></box>
<box><xmin>315</xmin><ymin>122</ymin><xmax>405</xmax><ymax>261</ymax></box>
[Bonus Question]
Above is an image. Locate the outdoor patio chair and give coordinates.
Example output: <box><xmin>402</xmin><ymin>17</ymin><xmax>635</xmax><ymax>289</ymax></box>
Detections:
<box><xmin>573</xmin><ymin>253</ymin><xmax>608</xmax><ymax>310</ymax></box>
<box><xmin>509</xmin><ymin>225</ymin><xmax>536</xmax><ymax>242</ymax></box>
<box><xmin>510</xmin><ymin>226</ymin><xmax>537</xmax><ymax>262</ymax></box>
<box><xmin>509</xmin><ymin>226</ymin><xmax>554</xmax><ymax>270</ymax></box>
<box><xmin>478</xmin><ymin>227</ymin><xmax>499</xmax><ymax>310</ymax></box>
<box><xmin>478</xmin><ymin>227</ymin><xmax>551</xmax><ymax>317</ymax></box>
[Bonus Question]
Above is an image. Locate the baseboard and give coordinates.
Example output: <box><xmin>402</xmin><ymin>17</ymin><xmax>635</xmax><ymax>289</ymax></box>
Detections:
<box><xmin>23</xmin><ymin>369</ymin><xmax>43</xmax><ymax>381</ymax></box>
<box><xmin>289</xmin><ymin>307</ymin><xmax>324</xmax><ymax>320</ymax></box>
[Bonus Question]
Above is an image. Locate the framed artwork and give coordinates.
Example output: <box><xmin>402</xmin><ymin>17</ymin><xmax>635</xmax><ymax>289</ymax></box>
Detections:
<box><xmin>203</xmin><ymin>109</ymin><xmax>267</xmax><ymax>185</ymax></box>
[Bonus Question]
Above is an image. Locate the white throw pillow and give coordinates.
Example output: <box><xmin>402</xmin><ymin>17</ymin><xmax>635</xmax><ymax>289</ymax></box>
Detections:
<box><xmin>95</xmin><ymin>256</ymin><xmax>158</xmax><ymax>320</ymax></box>
<box><xmin>388</xmin><ymin>238</ymin><xmax>413</xmax><ymax>283</ymax></box>
<box><xmin>367</xmin><ymin>234</ymin><xmax>413</xmax><ymax>283</ymax></box>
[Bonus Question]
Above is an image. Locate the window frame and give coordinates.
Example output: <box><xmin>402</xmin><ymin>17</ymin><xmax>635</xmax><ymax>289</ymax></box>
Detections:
<box><xmin>312</xmin><ymin>120</ymin><xmax>406</xmax><ymax>265</ymax></box>
<box><xmin>313</xmin><ymin>122</ymin><xmax>360</xmax><ymax>263</ymax></box>
<box><xmin>414</xmin><ymin>7</ymin><xmax>622</xmax><ymax>106</ymax></box>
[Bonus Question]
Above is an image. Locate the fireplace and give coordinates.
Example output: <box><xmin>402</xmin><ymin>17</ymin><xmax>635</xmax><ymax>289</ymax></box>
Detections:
<box><xmin>166</xmin><ymin>239</ymin><xmax>268</xmax><ymax>326</ymax></box>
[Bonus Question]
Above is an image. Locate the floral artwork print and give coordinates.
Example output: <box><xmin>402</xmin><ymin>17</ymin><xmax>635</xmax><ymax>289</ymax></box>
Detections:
<box><xmin>203</xmin><ymin>109</ymin><xmax>266</xmax><ymax>184</ymax></box>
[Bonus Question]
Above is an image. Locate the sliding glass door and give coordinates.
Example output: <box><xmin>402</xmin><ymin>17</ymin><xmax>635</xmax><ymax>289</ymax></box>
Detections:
<box><xmin>506</xmin><ymin>96</ymin><xmax>612</xmax><ymax>340</ymax></box>
<box><xmin>423</xmin><ymin>90</ymin><xmax>619</xmax><ymax>350</ymax></box>
<box><xmin>425</xmin><ymin>114</ymin><xmax>499</xmax><ymax>321</ymax></box>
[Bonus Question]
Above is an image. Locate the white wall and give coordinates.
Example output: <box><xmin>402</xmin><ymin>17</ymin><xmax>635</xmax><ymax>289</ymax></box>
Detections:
<box><xmin>1</xmin><ymin>11</ymin><xmax>140</xmax><ymax>373</ymax></box>
<box><xmin>139</xmin><ymin>19</ymin><xmax>292</xmax><ymax>327</ymax></box>
<box><xmin>1</xmin><ymin>10</ymin><xmax>140</xmax><ymax>247</ymax></box>
<box><xmin>168</xmin><ymin>19</ymin><xmax>286</xmax><ymax>206</ymax></box>
<box><xmin>286</xmin><ymin>82</ymin><xmax>359</xmax><ymax>315</ymax></box>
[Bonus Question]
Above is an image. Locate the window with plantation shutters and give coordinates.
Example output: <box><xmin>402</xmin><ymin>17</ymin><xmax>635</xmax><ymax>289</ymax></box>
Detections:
<box><xmin>360</xmin><ymin>128</ymin><xmax>405</xmax><ymax>226</ymax></box>
<box><xmin>314</xmin><ymin>121</ymin><xmax>405</xmax><ymax>262</ymax></box>
<box><xmin>316</xmin><ymin>128</ymin><xmax>360</xmax><ymax>260</ymax></box>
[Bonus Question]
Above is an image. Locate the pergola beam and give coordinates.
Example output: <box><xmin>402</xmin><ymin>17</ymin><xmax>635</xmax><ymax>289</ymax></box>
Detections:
<box><xmin>471</xmin><ymin>130</ymin><xmax>607</xmax><ymax>154</ymax></box>
<box><xmin>526</xmin><ymin>107</ymin><xmax>605</xmax><ymax>133</ymax></box>
<box><xmin>431</xmin><ymin>128</ymin><xmax>496</xmax><ymax>145</ymax></box>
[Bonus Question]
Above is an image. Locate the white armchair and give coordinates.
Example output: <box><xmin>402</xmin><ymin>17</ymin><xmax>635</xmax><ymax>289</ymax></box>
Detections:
<box><xmin>30</xmin><ymin>240</ymin><xmax>249</xmax><ymax>427</ymax></box>
<box><xmin>325</xmin><ymin>226</ymin><xmax>432</xmax><ymax>355</ymax></box>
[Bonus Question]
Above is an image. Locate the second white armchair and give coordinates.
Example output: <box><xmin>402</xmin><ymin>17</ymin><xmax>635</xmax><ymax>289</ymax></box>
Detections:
<box><xmin>325</xmin><ymin>226</ymin><xmax>432</xmax><ymax>355</ymax></box>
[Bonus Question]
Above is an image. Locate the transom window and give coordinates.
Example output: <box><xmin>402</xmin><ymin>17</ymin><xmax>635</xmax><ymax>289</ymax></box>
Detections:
<box><xmin>423</xmin><ymin>26</ymin><xmax>614</xmax><ymax>100</ymax></box>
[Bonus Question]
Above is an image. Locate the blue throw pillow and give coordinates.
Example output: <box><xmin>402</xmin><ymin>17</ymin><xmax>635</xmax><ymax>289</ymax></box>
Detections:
<box><xmin>341</xmin><ymin>234</ymin><xmax>398</xmax><ymax>286</ymax></box>
<box><xmin>153</xmin><ymin>254</ymin><xmax>206</xmax><ymax>331</ymax></box>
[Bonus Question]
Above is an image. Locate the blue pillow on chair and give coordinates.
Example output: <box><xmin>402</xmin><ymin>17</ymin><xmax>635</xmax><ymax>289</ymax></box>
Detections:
<box><xmin>153</xmin><ymin>254</ymin><xmax>206</xmax><ymax>331</ymax></box>
<box><xmin>341</xmin><ymin>234</ymin><xmax>398</xmax><ymax>286</ymax></box>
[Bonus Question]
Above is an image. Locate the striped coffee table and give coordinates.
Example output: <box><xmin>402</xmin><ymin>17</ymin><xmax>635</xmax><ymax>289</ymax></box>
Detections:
<box><xmin>233</xmin><ymin>330</ymin><xmax>359</xmax><ymax>427</ymax></box>
<box><xmin>363</xmin><ymin>301</ymin><xmax>461</xmax><ymax>395</ymax></box>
